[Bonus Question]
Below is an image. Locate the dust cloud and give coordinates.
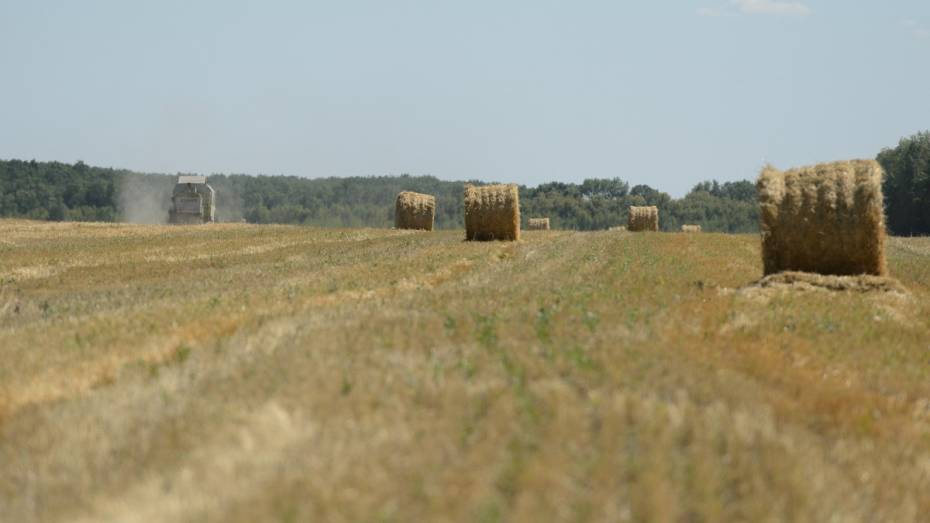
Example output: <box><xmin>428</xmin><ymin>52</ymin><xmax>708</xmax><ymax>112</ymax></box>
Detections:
<box><xmin>117</xmin><ymin>173</ymin><xmax>246</xmax><ymax>224</ymax></box>
<box><xmin>117</xmin><ymin>174</ymin><xmax>174</xmax><ymax>224</ymax></box>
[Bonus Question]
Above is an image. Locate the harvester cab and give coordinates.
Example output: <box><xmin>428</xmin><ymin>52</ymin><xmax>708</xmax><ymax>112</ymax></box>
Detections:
<box><xmin>168</xmin><ymin>175</ymin><xmax>215</xmax><ymax>224</ymax></box>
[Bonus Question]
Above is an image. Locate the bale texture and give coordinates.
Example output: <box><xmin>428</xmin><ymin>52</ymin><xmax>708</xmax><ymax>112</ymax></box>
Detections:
<box><xmin>464</xmin><ymin>184</ymin><xmax>520</xmax><ymax>241</ymax></box>
<box><xmin>628</xmin><ymin>206</ymin><xmax>659</xmax><ymax>232</ymax></box>
<box><xmin>757</xmin><ymin>160</ymin><xmax>887</xmax><ymax>276</ymax></box>
<box><xmin>394</xmin><ymin>191</ymin><xmax>436</xmax><ymax>231</ymax></box>
<box><xmin>681</xmin><ymin>225</ymin><xmax>702</xmax><ymax>233</ymax></box>
<box><xmin>527</xmin><ymin>218</ymin><xmax>550</xmax><ymax>231</ymax></box>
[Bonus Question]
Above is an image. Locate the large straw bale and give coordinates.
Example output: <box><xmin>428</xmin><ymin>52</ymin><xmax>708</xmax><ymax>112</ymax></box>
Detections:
<box><xmin>757</xmin><ymin>160</ymin><xmax>887</xmax><ymax>276</ymax></box>
<box><xmin>681</xmin><ymin>224</ymin><xmax>702</xmax><ymax>233</ymax></box>
<box><xmin>628</xmin><ymin>206</ymin><xmax>659</xmax><ymax>232</ymax></box>
<box><xmin>464</xmin><ymin>184</ymin><xmax>520</xmax><ymax>241</ymax></box>
<box><xmin>527</xmin><ymin>218</ymin><xmax>550</xmax><ymax>231</ymax></box>
<box><xmin>394</xmin><ymin>191</ymin><xmax>436</xmax><ymax>231</ymax></box>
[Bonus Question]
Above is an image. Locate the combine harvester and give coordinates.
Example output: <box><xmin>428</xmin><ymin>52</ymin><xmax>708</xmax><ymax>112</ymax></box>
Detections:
<box><xmin>168</xmin><ymin>175</ymin><xmax>215</xmax><ymax>224</ymax></box>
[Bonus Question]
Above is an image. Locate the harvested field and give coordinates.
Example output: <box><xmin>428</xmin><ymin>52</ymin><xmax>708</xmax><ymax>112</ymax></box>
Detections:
<box><xmin>2</xmin><ymin>221</ymin><xmax>930</xmax><ymax>522</ymax></box>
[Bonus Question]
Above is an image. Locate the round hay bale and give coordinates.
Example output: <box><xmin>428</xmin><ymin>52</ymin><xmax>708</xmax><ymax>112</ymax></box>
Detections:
<box><xmin>628</xmin><ymin>206</ymin><xmax>659</xmax><ymax>232</ymax></box>
<box><xmin>394</xmin><ymin>191</ymin><xmax>436</xmax><ymax>231</ymax></box>
<box><xmin>681</xmin><ymin>224</ymin><xmax>702</xmax><ymax>233</ymax></box>
<box><xmin>464</xmin><ymin>184</ymin><xmax>520</xmax><ymax>241</ymax></box>
<box><xmin>757</xmin><ymin>160</ymin><xmax>887</xmax><ymax>276</ymax></box>
<box><xmin>527</xmin><ymin>217</ymin><xmax>550</xmax><ymax>231</ymax></box>
<box><xmin>609</xmin><ymin>225</ymin><xmax>627</xmax><ymax>232</ymax></box>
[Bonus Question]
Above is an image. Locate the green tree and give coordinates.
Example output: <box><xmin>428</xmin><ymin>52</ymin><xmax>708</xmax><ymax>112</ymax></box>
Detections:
<box><xmin>0</xmin><ymin>158</ymin><xmax>765</xmax><ymax>232</ymax></box>
<box><xmin>877</xmin><ymin>131</ymin><xmax>930</xmax><ymax>235</ymax></box>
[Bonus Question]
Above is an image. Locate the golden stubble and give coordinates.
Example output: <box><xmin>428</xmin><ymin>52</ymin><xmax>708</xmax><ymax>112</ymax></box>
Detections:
<box><xmin>0</xmin><ymin>222</ymin><xmax>929</xmax><ymax>522</ymax></box>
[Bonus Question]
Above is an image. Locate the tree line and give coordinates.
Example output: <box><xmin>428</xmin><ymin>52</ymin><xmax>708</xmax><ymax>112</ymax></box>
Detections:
<box><xmin>0</xmin><ymin>161</ymin><xmax>759</xmax><ymax>232</ymax></box>
<box><xmin>1</xmin><ymin>131</ymin><xmax>928</xmax><ymax>234</ymax></box>
<box><xmin>877</xmin><ymin>131</ymin><xmax>930</xmax><ymax>235</ymax></box>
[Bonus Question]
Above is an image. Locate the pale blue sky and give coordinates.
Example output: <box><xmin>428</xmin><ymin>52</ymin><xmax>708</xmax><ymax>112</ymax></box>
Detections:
<box><xmin>1</xmin><ymin>1</ymin><xmax>928</xmax><ymax>195</ymax></box>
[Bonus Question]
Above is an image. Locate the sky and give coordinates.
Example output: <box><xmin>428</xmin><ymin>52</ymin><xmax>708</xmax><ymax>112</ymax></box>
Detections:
<box><xmin>1</xmin><ymin>1</ymin><xmax>928</xmax><ymax>196</ymax></box>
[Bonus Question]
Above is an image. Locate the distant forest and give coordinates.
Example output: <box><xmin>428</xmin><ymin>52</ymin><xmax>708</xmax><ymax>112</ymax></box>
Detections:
<box><xmin>1</xmin><ymin>131</ymin><xmax>928</xmax><ymax>233</ymax></box>
<box><xmin>0</xmin><ymin>161</ymin><xmax>759</xmax><ymax>232</ymax></box>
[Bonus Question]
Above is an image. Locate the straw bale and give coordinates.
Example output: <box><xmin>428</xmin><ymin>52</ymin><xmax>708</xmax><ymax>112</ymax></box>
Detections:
<box><xmin>464</xmin><ymin>184</ymin><xmax>520</xmax><ymax>241</ymax></box>
<box><xmin>628</xmin><ymin>206</ymin><xmax>659</xmax><ymax>232</ymax></box>
<box><xmin>394</xmin><ymin>191</ymin><xmax>436</xmax><ymax>231</ymax></box>
<box><xmin>527</xmin><ymin>218</ymin><xmax>550</xmax><ymax>231</ymax></box>
<box><xmin>609</xmin><ymin>225</ymin><xmax>627</xmax><ymax>232</ymax></box>
<box><xmin>681</xmin><ymin>224</ymin><xmax>702</xmax><ymax>233</ymax></box>
<box><xmin>757</xmin><ymin>160</ymin><xmax>886</xmax><ymax>276</ymax></box>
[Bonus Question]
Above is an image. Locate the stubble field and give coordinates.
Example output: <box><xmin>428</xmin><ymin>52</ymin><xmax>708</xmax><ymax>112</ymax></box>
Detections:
<box><xmin>1</xmin><ymin>220</ymin><xmax>930</xmax><ymax>522</ymax></box>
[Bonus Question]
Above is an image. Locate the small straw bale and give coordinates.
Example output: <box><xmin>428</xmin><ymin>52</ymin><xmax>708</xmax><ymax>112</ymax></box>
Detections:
<box><xmin>681</xmin><ymin>224</ymin><xmax>702</xmax><ymax>233</ymax></box>
<box><xmin>757</xmin><ymin>160</ymin><xmax>887</xmax><ymax>276</ymax></box>
<box><xmin>527</xmin><ymin>218</ymin><xmax>550</xmax><ymax>231</ymax></box>
<box><xmin>394</xmin><ymin>191</ymin><xmax>436</xmax><ymax>231</ymax></box>
<box><xmin>609</xmin><ymin>225</ymin><xmax>627</xmax><ymax>232</ymax></box>
<box><xmin>628</xmin><ymin>206</ymin><xmax>659</xmax><ymax>232</ymax></box>
<box><xmin>464</xmin><ymin>184</ymin><xmax>520</xmax><ymax>241</ymax></box>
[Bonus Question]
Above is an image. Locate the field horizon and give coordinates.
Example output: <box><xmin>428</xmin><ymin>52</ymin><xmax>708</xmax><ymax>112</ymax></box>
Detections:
<box><xmin>2</xmin><ymin>220</ymin><xmax>930</xmax><ymax>522</ymax></box>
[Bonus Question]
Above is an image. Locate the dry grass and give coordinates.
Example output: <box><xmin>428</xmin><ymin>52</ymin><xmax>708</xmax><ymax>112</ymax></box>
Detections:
<box><xmin>394</xmin><ymin>191</ymin><xmax>436</xmax><ymax>231</ymax></box>
<box><xmin>628</xmin><ymin>206</ymin><xmax>658</xmax><ymax>232</ymax></box>
<box><xmin>464</xmin><ymin>184</ymin><xmax>520</xmax><ymax>241</ymax></box>
<box><xmin>758</xmin><ymin>160</ymin><xmax>887</xmax><ymax>276</ymax></box>
<box><xmin>746</xmin><ymin>271</ymin><xmax>908</xmax><ymax>294</ymax></box>
<box><xmin>2</xmin><ymin>221</ymin><xmax>930</xmax><ymax>522</ymax></box>
<box><xmin>527</xmin><ymin>218</ymin><xmax>550</xmax><ymax>231</ymax></box>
